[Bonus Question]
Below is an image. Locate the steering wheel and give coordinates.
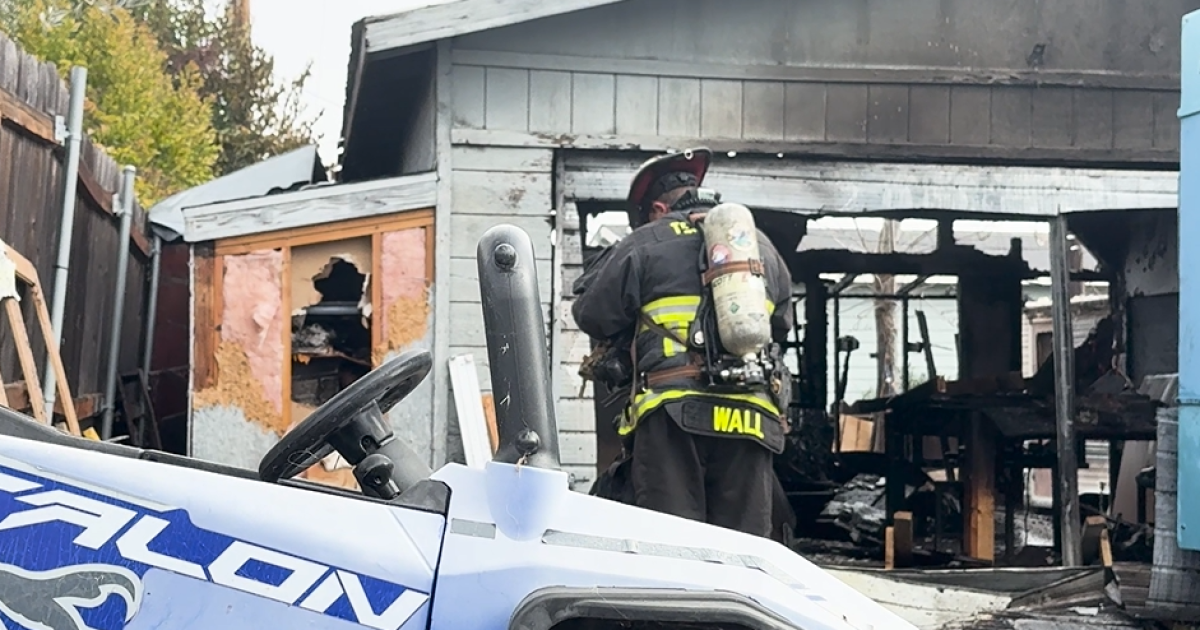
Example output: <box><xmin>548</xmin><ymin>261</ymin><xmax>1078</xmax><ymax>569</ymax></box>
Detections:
<box><xmin>258</xmin><ymin>350</ymin><xmax>433</xmax><ymax>494</ymax></box>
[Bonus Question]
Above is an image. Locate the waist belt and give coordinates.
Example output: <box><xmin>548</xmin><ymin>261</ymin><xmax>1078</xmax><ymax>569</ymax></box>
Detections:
<box><xmin>644</xmin><ymin>364</ymin><xmax>703</xmax><ymax>388</ymax></box>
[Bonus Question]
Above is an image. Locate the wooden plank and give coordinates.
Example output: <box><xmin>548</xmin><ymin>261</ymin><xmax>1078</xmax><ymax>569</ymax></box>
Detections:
<box><xmin>908</xmin><ymin>86</ymin><xmax>951</xmax><ymax>145</ymax></box>
<box><xmin>364</xmin><ymin>0</ymin><xmax>625</xmax><ymax>53</ymax></box>
<box><xmin>370</xmin><ymin>233</ymin><xmax>383</xmax><ymax>363</ymax></box>
<box><xmin>658</xmin><ymin>78</ymin><xmax>701</xmax><ymax>138</ymax></box>
<box><xmin>700</xmin><ymin>79</ymin><xmax>743</xmax><ymax>139</ymax></box>
<box><xmin>453</xmin><ymin>127</ymin><xmax>1179</xmax><ymax>167</ymax></box>
<box><xmin>1152</xmin><ymin>91</ymin><xmax>1181</xmax><ymax>150</ymax></box>
<box><xmin>1031</xmin><ymin>87</ymin><xmax>1074</xmax><ymax>148</ymax></box>
<box><xmin>29</xmin><ymin>282</ymin><xmax>79</xmax><ymax>434</ymax></box>
<box><xmin>559</xmin><ymin>431</ymin><xmax>597</xmax><ymax>466</ymax></box>
<box><xmin>450</xmin><ymin>169</ymin><xmax>552</xmax><ymax>217</ymax></box>
<box><xmin>448</xmin><ymin>49</ymin><xmax>1181</xmax><ymax>91</ymax></box>
<box><xmin>742</xmin><ymin>81</ymin><xmax>786</xmax><ymax>141</ymax></box>
<box><xmin>824</xmin><ymin>85</ymin><xmax>869</xmax><ymax>142</ymax></box>
<box><xmin>990</xmin><ymin>88</ymin><xmax>1033</xmax><ymax>148</ymax></box>
<box><xmin>215</xmin><ymin>208</ymin><xmax>433</xmax><ymax>255</ymax></box>
<box><xmin>482</xmin><ymin>393</ymin><xmax>499</xmax><ymax>454</ymax></box>
<box><xmin>963</xmin><ymin>414</ymin><xmax>997</xmax><ymax>563</ymax></box>
<box><xmin>559</xmin><ymin>155</ymin><xmax>1177</xmax><ymax>217</ymax></box>
<box><xmin>484</xmin><ymin>67</ymin><xmax>530</xmax><ymax>131</ymax></box>
<box><xmin>1073</xmin><ymin>89</ymin><xmax>1114</xmax><ymax>150</ymax></box>
<box><xmin>450</xmin><ymin>65</ymin><xmax>486</xmax><ymax>129</ymax></box>
<box><xmin>867</xmin><ymin>85</ymin><xmax>909</xmax><ymax>143</ymax></box>
<box><xmin>884</xmin><ymin>526</ymin><xmax>896</xmax><ymax>570</ymax></box>
<box><xmin>893</xmin><ymin>511</ymin><xmax>915</xmax><ymax>569</ymax></box>
<box><xmin>615</xmin><ymin>75</ymin><xmax>658</xmax><ymax>136</ymax></box>
<box><xmin>0</xmin><ymin>87</ymin><xmax>54</xmax><ymax>141</ymax></box>
<box><xmin>186</xmin><ymin>174</ymin><xmax>437</xmax><ymax>243</ymax></box>
<box><xmin>449</xmin><ymin>353</ymin><xmax>493</xmax><ymax>468</ymax></box>
<box><xmin>280</xmin><ymin>246</ymin><xmax>291</xmax><ymax>433</ymax></box>
<box><xmin>2</xmin><ymin>381</ymin><xmax>97</xmax><ymax>419</ymax></box>
<box><xmin>571</xmin><ymin>73</ymin><xmax>616</xmax><ymax>136</ymax></box>
<box><xmin>555</xmin><ymin>398</ymin><xmax>598</xmax><ymax>433</ymax></box>
<box><xmin>784</xmin><ymin>82</ymin><xmax>826</xmax><ymax>141</ymax></box>
<box><xmin>193</xmin><ymin>244</ymin><xmax>217</xmax><ymax>389</ymax></box>
<box><xmin>449</xmin><ymin>215</ymin><xmax>554</xmax><ymax>260</ymax></box>
<box><xmin>1113</xmin><ymin>92</ymin><xmax>1156</xmax><ymax>150</ymax></box>
<box><xmin>449</xmin><ymin>254</ymin><xmax>553</xmax><ymax>304</ymax></box>
<box><xmin>950</xmin><ymin>87</ymin><xmax>991</xmax><ymax>145</ymax></box>
<box><xmin>4</xmin><ymin>298</ymin><xmax>46</xmax><ymax>423</ymax></box>
<box><xmin>1081</xmin><ymin>515</ymin><xmax>1107</xmax><ymax>565</ymax></box>
<box><xmin>452</xmin><ymin>145</ymin><xmax>553</xmax><ymax>173</ymax></box>
<box><xmin>529</xmin><ymin>70</ymin><xmax>573</xmax><ymax>134</ymax></box>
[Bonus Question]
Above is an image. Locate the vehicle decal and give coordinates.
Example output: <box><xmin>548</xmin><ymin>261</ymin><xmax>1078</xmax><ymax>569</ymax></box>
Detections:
<box><xmin>0</xmin><ymin>465</ymin><xmax>427</xmax><ymax>630</ymax></box>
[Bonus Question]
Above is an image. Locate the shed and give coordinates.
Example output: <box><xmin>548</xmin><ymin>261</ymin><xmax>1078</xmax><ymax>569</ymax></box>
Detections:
<box><xmin>161</xmin><ymin>170</ymin><xmax>437</xmax><ymax>485</ymax></box>
<box><xmin>339</xmin><ymin>0</ymin><xmax>1185</xmax><ymax>490</ymax></box>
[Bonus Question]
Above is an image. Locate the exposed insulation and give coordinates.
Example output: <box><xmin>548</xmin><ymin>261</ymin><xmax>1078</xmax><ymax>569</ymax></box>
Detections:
<box><xmin>193</xmin><ymin>341</ymin><xmax>285</xmax><ymax>434</ymax></box>
<box><xmin>218</xmin><ymin>250</ymin><xmax>284</xmax><ymax>416</ymax></box>
<box><xmin>376</xmin><ymin>228</ymin><xmax>432</xmax><ymax>363</ymax></box>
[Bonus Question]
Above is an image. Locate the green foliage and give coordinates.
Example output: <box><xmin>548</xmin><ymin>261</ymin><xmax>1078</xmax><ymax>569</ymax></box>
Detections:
<box><xmin>0</xmin><ymin>0</ymin><xmax>320</xmax><ymax>204</ymax></box>
<box><xmin>131</xmin><ymin>0</ymin><xmax>319</xmax><ymax>175</ymax></box>
<box><xmin>2</xmin><ymin>0</ymin><xmax>218</xmax><ymax>205</ymax></box>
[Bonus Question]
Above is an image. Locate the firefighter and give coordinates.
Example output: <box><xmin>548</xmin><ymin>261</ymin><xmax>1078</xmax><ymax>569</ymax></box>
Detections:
<box><xmin>571</xmin><ymin>147</ymin><xmax>794</xmax><ymax>537</ymax></box>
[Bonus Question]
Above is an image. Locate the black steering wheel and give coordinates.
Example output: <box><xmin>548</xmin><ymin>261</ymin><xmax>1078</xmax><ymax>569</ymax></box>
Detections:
<box><xmin>258</xmin><ymin>350</ymin><xmax>433</xmax><ymax>495</ymax></box>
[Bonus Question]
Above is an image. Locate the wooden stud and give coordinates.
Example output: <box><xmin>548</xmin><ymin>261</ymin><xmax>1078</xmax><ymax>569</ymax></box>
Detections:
<box><xmin>280</xmin><ymin>246</ymin><xmax>292</xmax><ymax>432</ymax></box>
<box><xmin>6</xmin><ymin>298</ymin><xmax>47</xmax><ymax>424</ymax></box>
<box><xmin>370</xmin><ymin>232</ymin><xmax>383</xmax><ymax>365</ymax></box>
<box><xmin>892</xmin><ymin>511</ymin><xmax>915</xmax><ymax>569</ymax></box>
<box><xmin>215</xmin><ymin>209</ymin><xmax>434</xmax><ymax>256</ymax></box>
<box><xmin>884</xmin><ymin>526</ymin><xmax>896</xmax><ymax>570</ymax></box>
<box><xmin>963</xmin><ymin>414</ymin><xmax>997</xmax><ymax>563</ymax></box>
<box><xmin>192</xmin><ymin>245</ymin><xmax>217</xmax><ymax>390</ymax></box>
<box><xmin>29</xmin><ymin>287</ymin><xmax>79</xmax><ymax>435</ymax></box>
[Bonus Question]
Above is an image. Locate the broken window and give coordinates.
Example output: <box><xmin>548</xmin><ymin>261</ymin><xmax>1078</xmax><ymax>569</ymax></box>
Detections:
<box><xmin>290</xmin><ymin>239</ymin><xmax>374</xmax><ymax>413</ymax></box>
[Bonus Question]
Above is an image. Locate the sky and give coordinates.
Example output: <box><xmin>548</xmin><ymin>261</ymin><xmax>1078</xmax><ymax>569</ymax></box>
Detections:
<box><xmin>248</xmin><ymin>0</ymin><xmax>427</xmax><ymax>164</ymax></box>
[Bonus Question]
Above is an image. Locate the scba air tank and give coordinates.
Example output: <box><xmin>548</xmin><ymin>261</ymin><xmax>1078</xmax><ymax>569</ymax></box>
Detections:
<box><xmin>699</xmin><ymin>203</ymin><xmax>772</xmax><ymax>362</ymax></box>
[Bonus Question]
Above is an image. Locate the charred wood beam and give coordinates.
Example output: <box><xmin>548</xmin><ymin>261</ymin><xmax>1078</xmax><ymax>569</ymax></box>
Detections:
<box><xmin>1050</xmin><ymin>214</ymin><xmax>1083</xmax><ymax>567</ymax></box>
<box><xmin>898</xmin><ymin>274</ymin><xmax>933</xmax><ymax>295</ymax></box>
<box><xmin>790</xmin><ymin>247</ymin><xmax>1035</xmax><ymax>278</ymax></box>
<box><xmin>829</xmin><ymin>274</ymin><xmax>860</xmax><ymax>295</ymax></box>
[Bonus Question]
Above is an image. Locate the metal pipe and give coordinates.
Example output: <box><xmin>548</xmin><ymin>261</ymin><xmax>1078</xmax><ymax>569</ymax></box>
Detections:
<box><xmin>140</xmin><ymin>234</ymin><xmax>162</xmax><ymax>375</ymax></box>
<box><xmin>476</xmin><ymin>224</ymin><xmax>561</xmax><ymax>470</ymax></box>
<box><xmin>42</xmin><ymin>66</ymin><xmax>87</xmax><ymax>415</ymax></box>
<box><xmin>101</xmin><ymin>166</ymin><xmax>136</xmax><ymax>441</ymax></box>
<box><xmin>1049</xmin><ymin>214</ymin><xmax>1082</xmax><ymax>567</ymax></box>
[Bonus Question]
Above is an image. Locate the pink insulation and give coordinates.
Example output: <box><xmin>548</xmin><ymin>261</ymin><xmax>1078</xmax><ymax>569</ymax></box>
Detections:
<box><xmin>379</xmin><ymin>228</ymin><xmax>431</xmax><ymax>349</ymax></box>
<box><xmin>221</xmin><ymin>249</ymin><xmax>284</xmax><ymax>414</ymax></box>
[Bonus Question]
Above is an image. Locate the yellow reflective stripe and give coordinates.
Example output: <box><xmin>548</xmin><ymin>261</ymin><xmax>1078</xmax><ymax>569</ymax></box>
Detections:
<box><xmin>643</xmin><ymin>295</ymin><xmax>701</xmax><ymax>312</ymax></box>
<box><xmin>641</xmin><ymin>295</ymin><xmax>700</xmax><ymax>357</ymax></box>
<box><xmin>632</xmin><ymin>389</ymin><xmax>779</xmax><ymax>421</ymax></box>
<box><xmin>766</xmin><ymin>300</ymin><xmax>776</xmax><ymax>315</ymax></box>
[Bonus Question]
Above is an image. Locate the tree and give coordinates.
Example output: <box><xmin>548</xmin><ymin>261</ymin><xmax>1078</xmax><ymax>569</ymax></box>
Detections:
<box><xmin>131</xmin><ymin>0</ymin><xmax>319</xmax><ymax>175</ymax></box>
<box><xmin>1</xmin><ymin>0</ymin><xmax>218</xmax><ymax>205</ymax></box>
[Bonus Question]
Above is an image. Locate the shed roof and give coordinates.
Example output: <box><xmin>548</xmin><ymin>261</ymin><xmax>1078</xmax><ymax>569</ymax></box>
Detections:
<box><xmin>358</xmin><ymin>0</ymin><xmax>625</xmax><ymax>54</ymax></box>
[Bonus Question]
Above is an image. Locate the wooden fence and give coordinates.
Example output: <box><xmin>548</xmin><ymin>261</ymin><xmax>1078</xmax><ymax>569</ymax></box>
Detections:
<box><xmin>0</xmin><ymin>33</ymin><xmax>151</xmax><ymax>422</ymax></box>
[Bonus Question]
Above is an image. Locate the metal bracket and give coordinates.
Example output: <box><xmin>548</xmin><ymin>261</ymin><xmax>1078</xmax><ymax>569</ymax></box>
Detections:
<box><xmin>53</xmin><ymin>115</ymin><xmax>68</xmax><ymax>144</ymax></box>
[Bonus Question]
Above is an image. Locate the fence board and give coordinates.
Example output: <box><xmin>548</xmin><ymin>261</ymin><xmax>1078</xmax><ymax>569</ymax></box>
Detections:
<box><xmin>0</xmin><ymin>34</ymin><xmax>150</xmax><ymax>418</ymax></box>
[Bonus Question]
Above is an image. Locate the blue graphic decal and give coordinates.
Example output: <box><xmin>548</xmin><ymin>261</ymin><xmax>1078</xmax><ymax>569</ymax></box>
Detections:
<box><xmin>0</xmin><ymin>465</ymin><xmax>428</xmax><ymax>630</ymax></box>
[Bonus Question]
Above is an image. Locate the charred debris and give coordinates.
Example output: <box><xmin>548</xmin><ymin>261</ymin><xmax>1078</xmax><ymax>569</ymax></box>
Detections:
<box><xmin>757</xmin><ymin>214</ymin><xmax>1164</xmax><ymax>622</ymax></box>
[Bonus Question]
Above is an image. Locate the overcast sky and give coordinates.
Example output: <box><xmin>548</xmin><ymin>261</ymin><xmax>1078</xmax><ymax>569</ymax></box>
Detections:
<box><xmin>249</xmin><ymin>0</ymin><xmax>426</xmax><ymax>164</ymax></box>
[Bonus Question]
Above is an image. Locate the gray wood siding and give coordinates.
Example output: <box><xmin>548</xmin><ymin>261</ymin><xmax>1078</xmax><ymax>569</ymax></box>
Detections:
<box><xmin>444</xmin><ymin>145</ymin><xmax>558</xmax><ymax>463</ymax></box>
<box><xmin>445</xmin><ymin>0</ymin><xmax>1192</xmax><ymax>162</ymax></box>
<box><xmin>449</xmin><ymin>59</ymin><xmax>1179</xmax><ymax>159</ymax></box>
<box><xmin>453</xmin><ymin>0</ymin><xmax>1193</xmax><ymax>76</ymax></box>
